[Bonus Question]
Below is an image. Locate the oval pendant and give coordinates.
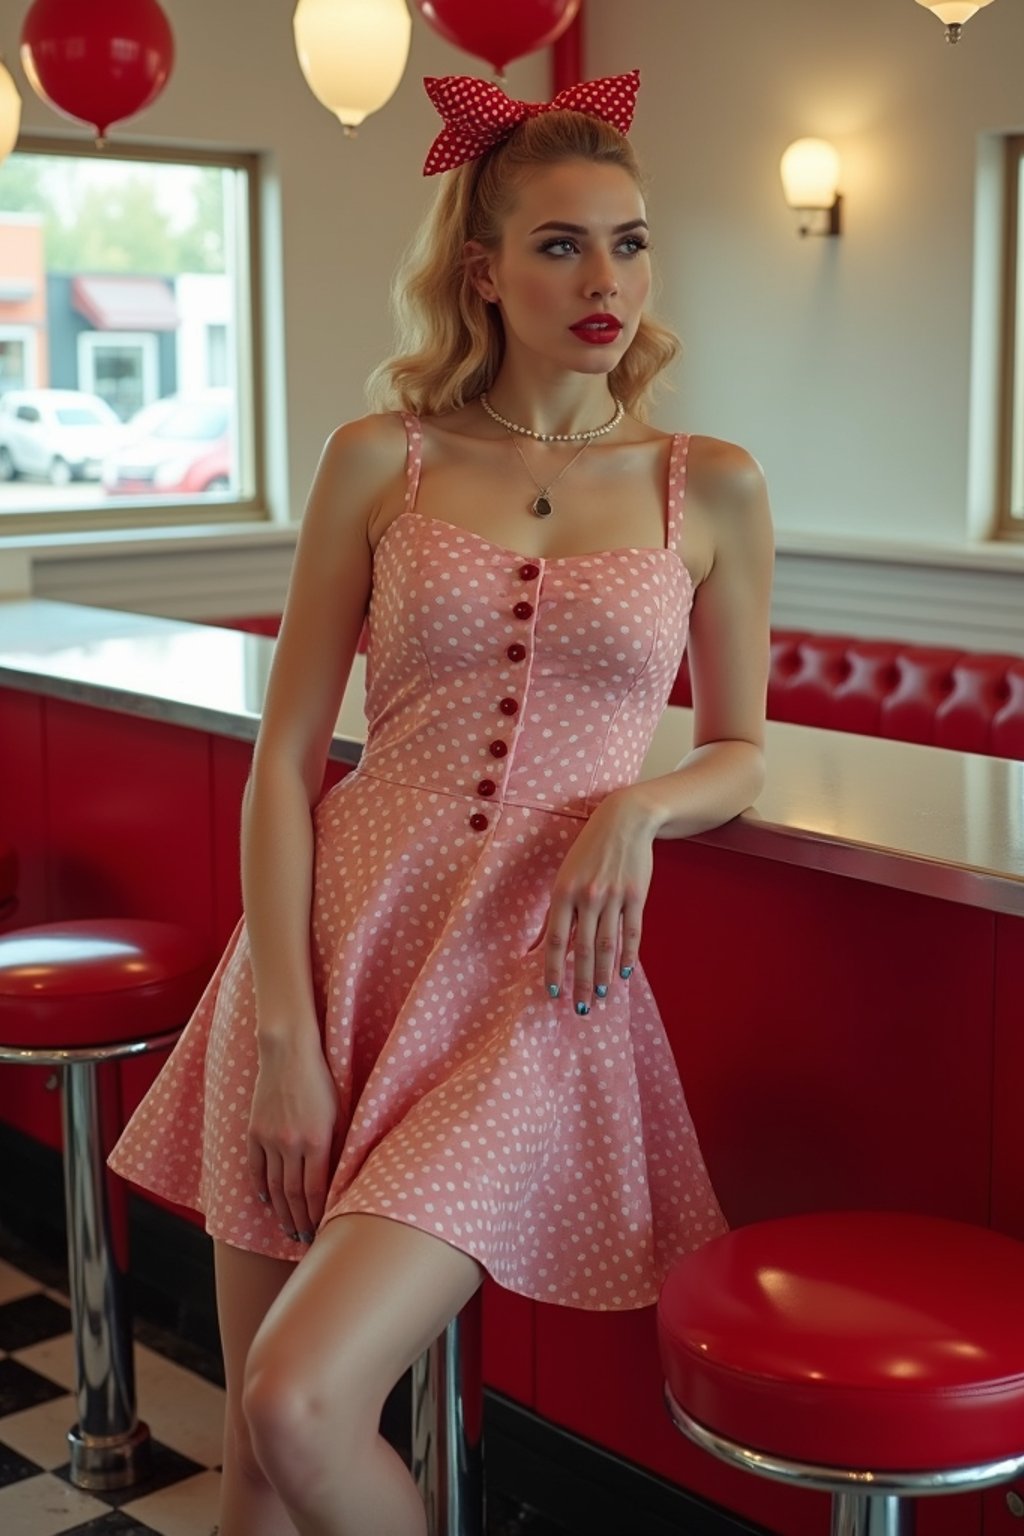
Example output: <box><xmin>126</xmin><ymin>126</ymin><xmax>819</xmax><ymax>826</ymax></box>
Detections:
<box><xmin>532</xmin><ymin>494</ymin><xmax>553</xmax><ymax>518</ymax></box>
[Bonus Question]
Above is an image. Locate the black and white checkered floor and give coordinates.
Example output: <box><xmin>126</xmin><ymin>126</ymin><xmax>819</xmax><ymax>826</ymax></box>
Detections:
<box><xmin>0</xmin><ymin>1233</ymin><xmax>562</xmax><ymax>1535</ymax></box>
<box><xmin>0</xmin><ymin>1249</ymin><xmax>223</xmax><ymax>1534</ymax></box>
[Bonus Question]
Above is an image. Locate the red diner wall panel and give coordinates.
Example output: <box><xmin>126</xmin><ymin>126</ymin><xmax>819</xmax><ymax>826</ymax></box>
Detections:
<box><xmin>0</xmin><ymin>691</ymin><xmax>57</xmax><ymax>1148</ymax></box>
<box><xmin>43</xmin><ymin>699</ymin><xmax>214</xmax><ymax>932</ymax></box>
<box><xmin>535</xmin><ymin>841</ymin><xmax>993</xmax><ymax>1536</ymax></box>
<box><xmin>0</xmin><ymin>687</ymin><xmax>57</xmax><ymax>1143</ymax></box>
<box><xmin>0</xmin><ymin>687</ymin><xmax>48</xmax><ymax>929</ymax></box>
<box><xmin>642</xmin><ymin>842</ymin><xmax>994</xmax><ymax>1228</ymax></box>
<box><xmin>991</xmin><ymin>912</ymin><xmax>1024</xmax><ymax>1241</ymax></box>
<box><xmin>44</xmin><ymin>699</ymin><xmax>216</xmax><ymax>1146</ymax></box>
<box><xmin>986</xmin><ymin>908</ymin><xmax>1024</xmax><ymax>1536</ymax></box>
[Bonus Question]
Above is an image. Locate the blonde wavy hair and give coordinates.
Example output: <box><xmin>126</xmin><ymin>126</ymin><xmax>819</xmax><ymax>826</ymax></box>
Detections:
<box><xmin>365</xmin><ymin>109</ymin><xmax>680</xmax><ymax>421</ymax></box>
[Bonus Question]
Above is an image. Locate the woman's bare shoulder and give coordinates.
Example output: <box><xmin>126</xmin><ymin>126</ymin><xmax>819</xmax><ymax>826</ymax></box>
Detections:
<box><xmin>686</xmin><ymin>434</ymin><xmax>766</xmax><ymax>510</ymax></box>
<box><xmin>321</xmin><ymin>411</ymin><xmax>407</xmax><ymax>472</ymax></box>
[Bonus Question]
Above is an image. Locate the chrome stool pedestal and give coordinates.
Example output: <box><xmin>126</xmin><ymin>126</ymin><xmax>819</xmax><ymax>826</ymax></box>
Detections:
<box><xmin>411</xmin><ymin>1287</ymin><xmax>485</xmax><ymax>1536</ymax></box>
<box><xmin>665</xmin><ymin>1389</ymin><xmax>1024</xmax><ymax>1536</ymax></box>
<box><xmin>0</xmin><ymin>1030</ymin><xmax>180</xmax><ymax>1489</ymax></box>
<box><xmin>0</xmin><ymin>917</ymin><xmax>209</xmax><ymax>1492</ymax></box>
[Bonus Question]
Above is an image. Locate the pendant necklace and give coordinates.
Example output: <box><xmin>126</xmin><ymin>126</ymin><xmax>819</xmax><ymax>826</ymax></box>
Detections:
<box><xmin>507</xmin><ymin>433</ymin><xmax>590</xmax><ymax>518</ymax></box>
<box><xmin>479</xmin><ymin>392</ymin><xmax>625</xmax><ymax>517</ymax></box>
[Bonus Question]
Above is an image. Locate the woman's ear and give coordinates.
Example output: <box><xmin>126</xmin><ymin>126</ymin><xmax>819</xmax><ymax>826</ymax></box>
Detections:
<box><xmin>463</xmin><ymin>240</ymin><xmax>499</xmax><ymax>304</ymax></box>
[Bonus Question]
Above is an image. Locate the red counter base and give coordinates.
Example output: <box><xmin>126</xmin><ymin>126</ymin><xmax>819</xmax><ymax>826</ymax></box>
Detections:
<box><xmin>3</xmin><ymin>683</ymin><xmax>1024</xmax><ymax>1536</ymax></box>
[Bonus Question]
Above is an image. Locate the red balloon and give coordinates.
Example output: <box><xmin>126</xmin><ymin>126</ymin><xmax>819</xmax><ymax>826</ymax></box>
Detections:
<box><xmin>20</xmin><ymin>0</ymin><xmax>175</xmax><ymax>140</ymax></box>
<box><xmin>416</xmin><ymin>0</ymin><xmax>581</xmax><ymax>73</ymax></box>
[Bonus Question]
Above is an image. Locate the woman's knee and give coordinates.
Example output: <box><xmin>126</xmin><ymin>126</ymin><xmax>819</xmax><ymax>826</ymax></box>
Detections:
<box><xmin>241</xmin><ymin>1328</ymin><xmax>380</xmax><ymax>1503</ymax></box>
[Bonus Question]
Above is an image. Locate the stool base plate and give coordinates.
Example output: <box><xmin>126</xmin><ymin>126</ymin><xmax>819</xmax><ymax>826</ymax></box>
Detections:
<box><xmin>68</xmin><ymin>1419</ymin><xmax>151</xmax><ymax>1491</ymax></box>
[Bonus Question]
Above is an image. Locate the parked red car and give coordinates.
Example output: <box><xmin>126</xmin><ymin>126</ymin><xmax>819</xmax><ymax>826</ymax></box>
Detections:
<box><xmin>102</xmin><ymin>390</ymin><xmax>233</xmax><ymax>496</ymax></box>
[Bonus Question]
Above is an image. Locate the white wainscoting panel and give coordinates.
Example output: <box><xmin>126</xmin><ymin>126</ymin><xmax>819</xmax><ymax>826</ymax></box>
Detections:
<box><xmin>16</xmin><ymin>537</ymin><xmax>1024</xmax><ymax>656</ymax></box>
<box><xmin>772</xmin><ymin>551</ymin><xmax>1024</xmax><ymax>653</ymax></box>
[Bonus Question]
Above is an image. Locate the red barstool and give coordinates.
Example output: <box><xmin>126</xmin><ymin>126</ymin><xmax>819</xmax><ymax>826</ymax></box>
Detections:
<box><xmin>658</xmin><ymin>1212</ymin><xmax>1024</xmax><ymax>1536</ymax></box>
<box><xmin>0</xmin><ymin>919</ymin><xmax>209</xmax><ymax>1490</ymax></box>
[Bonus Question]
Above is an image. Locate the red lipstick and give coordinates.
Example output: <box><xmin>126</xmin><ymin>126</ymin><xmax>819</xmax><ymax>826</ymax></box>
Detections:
<box><xmin>569</xmin><ymin>314</ymin><xmax>623</xmax><ymax>345</ymax></box>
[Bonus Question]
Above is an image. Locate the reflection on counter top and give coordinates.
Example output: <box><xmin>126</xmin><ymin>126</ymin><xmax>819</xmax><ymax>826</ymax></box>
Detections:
<box><xmin>1</xmin><ymin>598</ymin><xmax>1022</xmax><ymax>915</ymax></box>
<box><xmin>0</xmin><ymin>598</ymin><xmax>368</xmax><ymax>750</ymax></box>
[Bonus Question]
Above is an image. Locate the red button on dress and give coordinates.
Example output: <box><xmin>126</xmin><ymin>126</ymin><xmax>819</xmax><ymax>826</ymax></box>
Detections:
<box><xmin>519</xmin><ymin>563</ymin><xmax>540</xmax><ymax>581</ymax></box>
<box><xmin>489</xmin><ymin>741</ymin><xmax>508</xmax><ymax>758</ymax></box>
<box><xmin>512</xmin><ymin>601</ymin><xmax>534</xmax><ymax>621</ymax></box>
<box><xmin>506</xmin><ymin>643</ymin><xmax>526</xmax><ymax>662</ymax></box>
<box><xmin>469</xmin><ymin>813</ymin><xmax>489</xmax><ymax>831</ymax></box>
<box><xmin>499</xmin><ymin>698</ymin><xmax>518</xmax><ymax>716</ymax></box>
<box><xmin>477</xmin><ymin>779</ymin><xmax>496</xmax><ymax>797</ymax></box>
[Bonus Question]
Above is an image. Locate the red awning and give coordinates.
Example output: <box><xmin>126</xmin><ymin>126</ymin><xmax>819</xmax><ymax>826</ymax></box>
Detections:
<box><xmin>71</xmin><ymin>275</ymin><xmax>180</xmax><ymax>332</ymax></box>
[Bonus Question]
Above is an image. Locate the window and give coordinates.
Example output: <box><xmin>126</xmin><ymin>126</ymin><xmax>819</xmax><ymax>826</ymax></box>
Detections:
<box><xmin>0</xmin><ymin>138</ymin><xmax>262</xmax><ymax>534</ymax></box>
<box><xmin>1000</xmin><ymin>135</ymin><xmax>1024</xmax><ymax>538</ymax></box>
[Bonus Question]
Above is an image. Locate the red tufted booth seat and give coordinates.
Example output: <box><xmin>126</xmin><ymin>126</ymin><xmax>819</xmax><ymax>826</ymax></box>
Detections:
<box><xmin>669</xmin><ymin>629</ymin><xmax>1024</xmax><ymax>760</ymax></box>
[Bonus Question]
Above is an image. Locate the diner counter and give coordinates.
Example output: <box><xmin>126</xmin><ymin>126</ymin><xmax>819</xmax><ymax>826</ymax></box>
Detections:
<box><xmin>1</xmin><ymin>597</ymin><xmax>1021</xmax><ymax>918</ymax></box>
<box><xmin>3</xmin><ymin>597</ymin><xmax>1023</xmax><ymax>1536</ymax></box>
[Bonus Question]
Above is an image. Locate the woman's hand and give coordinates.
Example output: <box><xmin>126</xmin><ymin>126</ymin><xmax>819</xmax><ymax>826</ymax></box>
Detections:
<box><xmin>536</xmin><ymin>788</ymin><xmax>660</xmax><ymax>1013</ymax></box>
<box><xmin>246</xmin><ymin>1034</ymin><xmax>340</xmax><ymax>1244</ymax></box>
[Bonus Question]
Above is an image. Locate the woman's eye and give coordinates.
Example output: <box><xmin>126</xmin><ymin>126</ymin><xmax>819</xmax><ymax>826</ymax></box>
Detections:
<box><xmin>617</xmin><ymin>237</ymin><xmax>649</xmax><ymax>255</ymax></box>
<box><xmin>539</xmin><ymin>238</ymin><xmax>578</xmax><ymax>256</ymax></box>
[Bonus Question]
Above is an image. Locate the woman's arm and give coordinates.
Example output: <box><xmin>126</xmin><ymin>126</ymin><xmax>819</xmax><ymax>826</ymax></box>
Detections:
<box><xmin>535</xmin><ymin>439</ymin><xmax>773</xmax><ymax>1010</ymax></box>
<box><xmin>624</xmin><ymin>437</ymin><xmax>774</xmax><ymax>839</ymax></box>
<box><xmin>240</xmin><ymin>412</ymin><xmax>404</xmax><ymax>1237</ymax></box>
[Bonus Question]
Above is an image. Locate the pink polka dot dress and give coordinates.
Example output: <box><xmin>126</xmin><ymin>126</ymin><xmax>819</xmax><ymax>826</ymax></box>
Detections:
<box><xmin>109</xmin><ymin>413</ymin><xmax>727</xmax><ymax>1311</ymax></box>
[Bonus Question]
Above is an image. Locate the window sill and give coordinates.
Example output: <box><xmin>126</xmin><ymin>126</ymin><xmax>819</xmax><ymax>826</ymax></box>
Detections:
<box><xmin>775</xmin><ymin>529</ymin><xmax>1024</xmax><ymax>574</ymax></box>
<box><xmin>1</xmin><ymin>519</ymin><xmax>300</xmax><ymax>562</ymax></box>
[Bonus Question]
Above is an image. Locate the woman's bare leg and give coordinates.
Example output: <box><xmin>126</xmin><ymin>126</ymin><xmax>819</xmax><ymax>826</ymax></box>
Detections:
<box><xmin>214</xmin><ymin>1241</ymin><xmax>298</xmax><ymax>1536</ymax></box>
<box><xmin>241</xmin><ymin>1211</ymin><xmax>484</xmax><ymax>1536</ymax></box>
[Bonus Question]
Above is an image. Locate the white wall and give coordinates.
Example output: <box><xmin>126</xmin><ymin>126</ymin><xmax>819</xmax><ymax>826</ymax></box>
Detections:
<box><xmin>3</xmin><ymin>0</ymin><xmax>1024</xmax><ymax>647</ymax></box>
<box><xmin>587</xmin><ymin>0</ymin><xmax>1024</xmax><ymax>547</ymax></box>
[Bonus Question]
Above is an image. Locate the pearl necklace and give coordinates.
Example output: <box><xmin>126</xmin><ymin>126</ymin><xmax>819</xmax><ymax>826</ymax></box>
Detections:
<box><xmin>479</xmin><ymin>392</ymin><xmax>624</xmax><ymax>443</ymax></box>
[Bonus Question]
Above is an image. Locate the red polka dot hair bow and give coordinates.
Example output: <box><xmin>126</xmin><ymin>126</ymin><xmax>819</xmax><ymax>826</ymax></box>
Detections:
<box><xmin>422</xmin><ymin>69</ymin><xmax>641</xmax><ymax>177</ymax></box>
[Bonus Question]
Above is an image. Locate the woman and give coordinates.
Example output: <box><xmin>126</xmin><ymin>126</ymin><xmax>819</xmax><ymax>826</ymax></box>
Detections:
<box><xmin>110</xmin><ymin>68</ymin><xmax>773</xmax><ymax>1536</ymax></box>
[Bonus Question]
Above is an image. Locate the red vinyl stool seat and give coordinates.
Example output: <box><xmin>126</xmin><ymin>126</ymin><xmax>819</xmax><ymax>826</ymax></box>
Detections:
<box><xmin>0</xmin><ymin>918</ymin><xmax>210</xmax><ymax>1047</ymax></box>
<box><xmin>658</xmin><ymin>1212</ymin><xmax>1024</xmax><ymax>1536</ymax></box>
<box><xmin>0</xmin><ymin>918</ymin><xmax>209</xmax><ymax>1492</ymax></box>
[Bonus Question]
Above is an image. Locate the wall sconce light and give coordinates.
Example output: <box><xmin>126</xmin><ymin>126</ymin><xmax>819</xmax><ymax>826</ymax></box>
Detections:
<box><xmin>779</xmin><ymin>138</ymin><xmax>842</xmax><ymax>238</ymax></box>
<box><xmin>915</xmin><ymin>0</ymin><xmax>997</xmax><ymax>44</ymax></box>
<box><xmin>0</xmin><ymin>57</ymin><xmax>21</xmax><ymax>166</ymax></box>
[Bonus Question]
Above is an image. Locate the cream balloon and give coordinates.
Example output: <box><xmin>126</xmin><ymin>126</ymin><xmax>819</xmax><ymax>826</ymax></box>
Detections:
<box><xmin>0</xmin><ymin>58</ymin><xmax>22</xmax><ymax>164</ymax></box>
<box><xmin>293</xmin><ymin>0</ymin><xmax>412</xmax><ymax>132</ymax></box>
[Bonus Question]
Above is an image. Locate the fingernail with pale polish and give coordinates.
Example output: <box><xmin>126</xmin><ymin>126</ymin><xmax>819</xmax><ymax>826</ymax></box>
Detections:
<box><xmin>619</xmin><ymin>964</ymin><xmax>634</xmax><ymax>980</ymax></box>
<box><xmin>595</xmin><ymin>984</ymin><xmax>608</xmax><ymax>998</ymax></box>
<box><xmin>257</xmin><ymin>1191</ymin><xmax>270</xmax><ymax>1204</ymax></box>
<box><xmin>547</xmin><ymin>983</ymin><xmax>560</xmax><ymax>998</ymax></box>
<box><xmin>575</xmin><ymin>1001</ymin><xmax>590</xmax><ymax>1015</ymax></box>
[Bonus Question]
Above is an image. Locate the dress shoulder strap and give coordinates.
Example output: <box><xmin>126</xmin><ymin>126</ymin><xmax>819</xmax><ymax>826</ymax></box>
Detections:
<box><xmin>665</xmin><ymin>432</ymin><xmax>690</xmax><ymax>552</ymax></box>
<box><xmin>400</xmin><ymin>411</ymin><xmax>424</xmax><ymax>514</ymax></box>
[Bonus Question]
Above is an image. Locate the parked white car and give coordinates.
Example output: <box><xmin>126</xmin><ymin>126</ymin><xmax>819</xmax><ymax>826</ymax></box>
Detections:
<box><xmin>0</xmin><ymin>389</ymin><xmax>123</xmax><ymax>486</ymax></box>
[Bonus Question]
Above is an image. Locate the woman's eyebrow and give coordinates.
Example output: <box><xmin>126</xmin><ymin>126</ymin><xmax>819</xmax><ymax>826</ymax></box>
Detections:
<box><xmin>528</xmin><ymin>218</ymin><xmax>650</xmax><ymax>235</ymax></box>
